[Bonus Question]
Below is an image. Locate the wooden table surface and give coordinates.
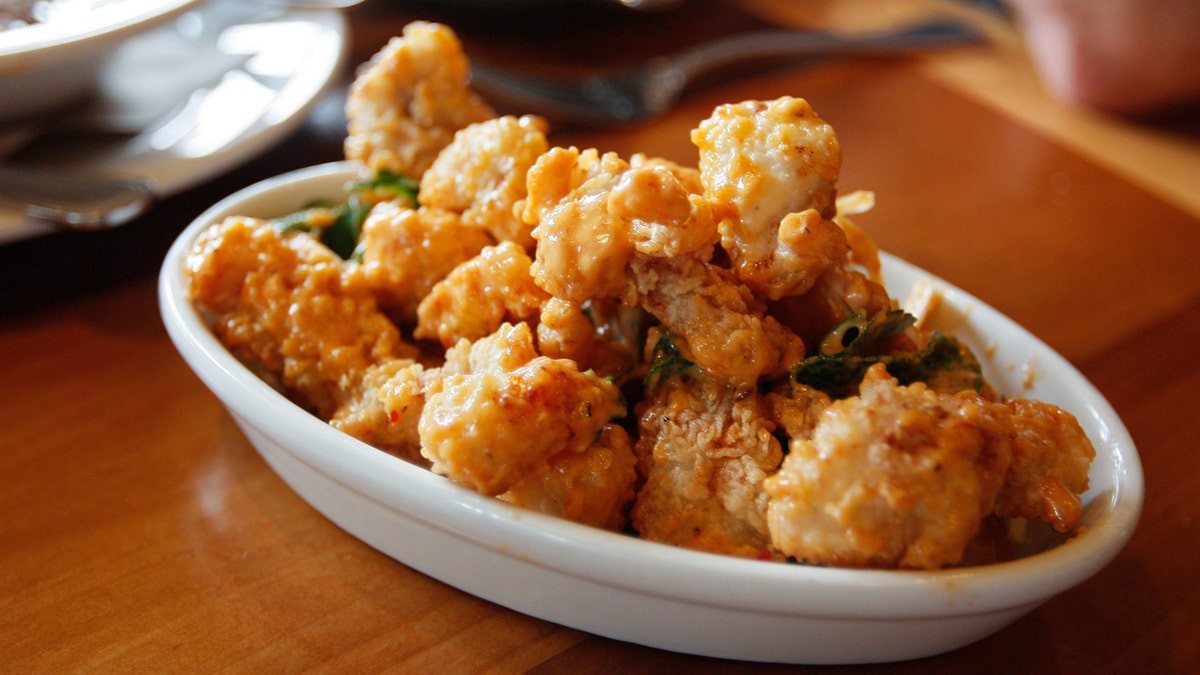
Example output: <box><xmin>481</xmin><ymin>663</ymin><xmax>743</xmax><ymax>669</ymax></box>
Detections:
<box><xmin>2</xmin><ymin>0</ymin><xmax>1197</xmax><ymax>671</ymax></box>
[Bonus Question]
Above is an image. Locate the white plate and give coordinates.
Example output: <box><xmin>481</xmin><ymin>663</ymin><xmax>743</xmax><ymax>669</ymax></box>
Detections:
<box><xmin>0</xmin><ymin>0</ymin><xmax>347</xmax><ymax>244</ymax></box>
<box><xmin>159</xmin><ymin>161</ymin><xmax>1144</xmax><ymax>665</ymax></box>
<box><xmin>0</xmin><ymin>0</ymin><xmax>203</xmax><ymax>121</ymax></box>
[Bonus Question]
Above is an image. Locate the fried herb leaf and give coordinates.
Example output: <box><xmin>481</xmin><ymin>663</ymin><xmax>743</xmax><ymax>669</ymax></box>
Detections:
<box><xmin>323</xmin><ymin>195</ymin><xmax>373</xmax><ymax>261</ymax></box>
<box><xmin>644</xmin><ymin>332</ymin><xmax>695</xmax><ymax>391</ymax></box>
<box><xmin>269</xmin><ymin>170</ymin><xmax>418</xmax><ymax>261</ymax></box>
<box><xmin>794</xmin><ymin>310</ymin><xmax>983</xmax><ymax>398</ymax></box>
<box><xmin>819</xmin><ymin>309</ymin><xmax>916</xmax><ymax>357</ymax></box>
<box><xmin>351</xmin><ymin>169</ymin><xmax>419</xmax><ymax>203</ymax></box>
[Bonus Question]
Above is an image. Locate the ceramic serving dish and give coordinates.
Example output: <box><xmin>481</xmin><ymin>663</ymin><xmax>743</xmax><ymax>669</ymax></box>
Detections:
<box><xmin>159</xmin><ymin>161</ymin><xmax>1143</xmax><ymax>664</ymax></box>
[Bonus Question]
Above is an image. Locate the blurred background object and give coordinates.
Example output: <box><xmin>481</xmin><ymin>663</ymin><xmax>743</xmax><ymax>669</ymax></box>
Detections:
<box><xmin>468</xmin><ymin>19</ymin><xmax>982</xmax><ymax>126</ymax></box>
<box><xmin>1006</xmin><ymin>0</ymin><xmax>1200</xmax><ymax>115</ymax></box>
<box><xmin>0</xmin><ymin>0</ymin><xmax>348</xmax><ymax>243</ymax></box>
<box><xmin>0</xmin><ymin>0</ymin><xmax>203</xmax><ymax>122</ymax></box>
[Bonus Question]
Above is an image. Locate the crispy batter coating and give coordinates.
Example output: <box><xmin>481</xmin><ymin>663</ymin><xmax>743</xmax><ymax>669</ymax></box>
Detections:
<box><xmin>525</xmin><ymin>145</ymin><xmax>803</xmax><ymax>387</ymax></box>
<box><xmin>419</xmin><ymin>115</ymin><xmax>550</xmax><ymax>249</ymax></box>
<box><xmin>629</xmin><ymin>153</ymin><xmax>706</xmax><ymax>195</ymax></box>
<box><xmin>997</xmin><ymin>399</ymin><xmax>1095</xmax><ymax>532</ymax></box>
<box><xmin>185</xmin><ymin>216</ymin><xmax>417</xmax><ymax>418</ymax></box>
<box><xmin>414</xmin><ymin>241</ymin><xmax>550</xmax><ymax>349</ymax></box>
<box><xmin>769</xmin><ymin>265</ymin><xmax>893</xmax><ymax>350</ymax></box>
<box><xmin>612</xmin><ymin>156</ymin><xmax>719</xmax><ymax>258</ymax></box>
<box><xmin>354</xmin><ymin>200</ymin><xmax>493</xmax><ymax>324</ymax></box>
<box><xmin>419</xmin><ymin>323</ymin><xmax>627</xmax><ymax>497</ymax></box>
<box><xmin>632</xmin><ymin>363</ymin><xmax>784</xmax><ymax>559</ymax></box>
<box><xmin>631</xmin><ymin>254</ymin><xmax>805</xmax><ymax>387</ymax></box>
<box><xmin>499</xmin><ymin>423</ymin><xmax>638</xmax><ymax>531</ymax></box>
<box><xmin>330</xmin><ymin>359</ymin><xmax>430</xmax><ymax>464</ymax></box>
<box><xmin>765</xmin><ymin>365</ymin><xmax>1013</xmax><ymax>569</ymax></box>
<box><xmin>536</xmin><ymin>297</ymin><xmax>645</xmax><ymax>381</ymax></box>
<box><xmin>764</xmin><ymin>382</ymin><xmax>832</xmax><ymax>441</ymax></box>
<box><xmin>524</xmin><ymin>147</ymin><xmax>641</xmax><ymax>303</ymax></box>
<box><xmin>693</xmin><ymin>97</ymin><xmax>847</xmax><ymax>299</ymax></box>
<box><xmin>344</xmin><ymin>22</ymin><xmax>495</xmax><ymax>178</ymax></box>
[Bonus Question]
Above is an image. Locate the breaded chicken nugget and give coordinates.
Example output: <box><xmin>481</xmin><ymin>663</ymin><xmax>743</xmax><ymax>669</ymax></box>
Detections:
<box><xmin>525</xmin><ymin>145</ymin><xmax>802</xmax><ymax>387</ymax></box>
<box><xmin>632</xmin><ymin>347</ymin><xmax>784</xmax><ymax>559</ymax></box>
<box><xmin>414</xmin><ymin>241</ymin><xmax>550</xmax><ymax>349</ymax></box>
<box><xmin>997</xmin><ymin>398</ymin><xmax>1095</xmax><ymax>532</ymax></box>
<box><xmin>186</xmin><ymin>216</ymin><xmax>418</xmax><ymax>419</ymax></box>
<box><xmin>765</xmin><ymin>364</ymin><xmax>1014</xmax><ymax>569</ymax></box>
<box><xmin>355</xmin><ymin>200</ymin><xmax>493</xmax><ymax>325</ymax></box>
<box><xmin>524</xmin><ymin>147</ymin><xmax>641</xmax><ymax>304</ymax></box>
<box><xmin>330</xmin><ymin>359</ymin><xmax>431</xmax><ymax>465</ymax></box>
<box><xmin>420</xmin><ymin>115</ymin><xmax>550</xmax><ymax>249</ymax></box>
<box><xmin>631</xmin><ymin>254</ymin><xmax>805</xmax><ymax>387</ymax></box>
<box><xmin>419</xmin><ymin>323</ymin><xmax>626</xmax><ymax>496</ymax></box>
<box><xmin>500</xmin><ymin>423</ymin><xmax>638</xmax><ymax>531</ymax></box>
<box><xmin>344</xmin><ymin>22</ymin><xmax>494</xmax><ymax>178</ymax></box>
<box><xmin>536</xmin><ymin>297</ymin><xmax>645</xmax><ymax>382</ymax></box>
<box><xmin>694</xmin><ymin>97</ymin><xmax>847</xmax><ymax>299</ymax></box>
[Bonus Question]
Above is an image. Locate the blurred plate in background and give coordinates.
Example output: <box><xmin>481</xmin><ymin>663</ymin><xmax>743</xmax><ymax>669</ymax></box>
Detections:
<box><xmin>0</xmin><ymin>0</ymin><xmax>348</xmax><ymax>244</ymax></box>
<box><xmin>0</xmin><ymin>0</ymin><xmax>203</xmax><ymax>121</ymax></box>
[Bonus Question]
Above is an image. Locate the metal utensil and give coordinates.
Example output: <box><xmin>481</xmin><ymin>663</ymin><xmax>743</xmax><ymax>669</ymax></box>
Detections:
<box><xmin>0</xmin><ymin>165</ymin><xmax>156</xmax><ymax>230</ymax></box>
<box><xmin>469</xmin><ymin>20</ymin><xmax>983</xmax><ymax>126</ymax></box>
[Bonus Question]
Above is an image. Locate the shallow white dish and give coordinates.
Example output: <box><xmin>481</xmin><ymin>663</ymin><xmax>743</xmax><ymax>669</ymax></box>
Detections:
<box><xmin>0</xmin><ymin>0</ymin><xmax>347</xmax><ymax>244</ymax></box>
<box><xmin>159</xmin><ymin>161</ymin><xmax>1144</xmax><ymax>664</ymax></box>
<box><xmin>0</xmin><ymin>0</ymin><xmax>202</xmax><ymax>121</ymax></box>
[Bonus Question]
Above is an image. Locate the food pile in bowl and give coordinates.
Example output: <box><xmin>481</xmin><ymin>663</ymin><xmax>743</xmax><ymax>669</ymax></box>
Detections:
<box><xmin>181</xmin><ymin>22</ymin><xmax>1096</xmax><ymax>570</ymax></box>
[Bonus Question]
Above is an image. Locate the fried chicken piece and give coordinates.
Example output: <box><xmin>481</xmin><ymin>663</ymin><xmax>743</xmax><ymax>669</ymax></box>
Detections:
<box><xmin>354</xmin><ymin>200</ymin><xmax>493</xmax><ymax>325</ymax></box>
<box><xmin>764</xmin><ymin>381</ymin><xmax>832</xmax><ymax>441</ymax></box>
<box><xmin>536</xmin><ymin>297</ymin><xmax>645</xmax><ymax>382</ymax></box>
<box><xmin>629</xmin><ymin>153</ymin><xmax>706</xmax><ymax>195</ymax></box>
<box><xmin>631</xmin><ymin>342</ymin><xmax>784</xmax><ymax>558</ymax></box>
<box><xmin>185</xmin><ymin>216</ymin><xmax>418</xmax><ymax>419</ymax></box>
<box><xmin>765</xmin><ymin>365</ymin><xmax>1013</xmax><ymax>569</ymax></box>
<box><xmin>523</xmin><ymin>147</ymin><xmax>642</xmax><ymax>304</ymax></box>
<box><xmin>523</xmin><ymin>146</ymin><xmax>721</xmax><ymax>299</ymax></box>
<box><xmin>344</xmin><ymin>21</ymin><xmax>495</xmax><ymax>179</ymax></box>
<box><xmin>611</xmin><ymin>155</ymin><xmax>720</xmax><ymax>259</ymax></box>
<box><xmin>997</xmin><ymin>399</ymin><xmax>1095</xmax><ymax>532</ymax></box>
<box><xmin>329</xmin><ymin>359</ymin><xmax>431</xmax><ymax>464</ymax></box>
<box><xmin>631</xmin><ymin>254</ymin><xmax>805</xmax><ymax>387</ymax></box>
<box><xmin>414</xmin><ymin>241</ymin><xmax>550</xmax><ymax>349</ymax></box>
<box><xmin>525</xmin><ymin>146</ymin><xmax>803</xmax><ymax>387</ymax></box>
<box><xmin>769</xmin><ymin>264</ymin><xmax>893</xmax><ymax>350</ymax></box>
<box><xmin>419</xmin><ymin>115</ymin><xmax>550</xmax><ymax>250</ymax></box>
<box><xmin>499</xmin><ymin>423</ymin><xmax>638</xmax><ymax>531</ymax></box>
<box><xmin>693</xmin><ymin>97</ymin><xmax>848</xmax><ymax>300</ymax></box>
<box><xmin>419</xmin><ymin>323</ymin><xmax>627</xmax><ymax>497</ymax></box>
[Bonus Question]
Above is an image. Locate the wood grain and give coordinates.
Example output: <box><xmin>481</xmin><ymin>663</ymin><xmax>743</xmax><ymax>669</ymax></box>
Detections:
<box><xmin>2</xmin><ymin>0</ymin><xmax>1196</xmax><ymax>671</ymax></box>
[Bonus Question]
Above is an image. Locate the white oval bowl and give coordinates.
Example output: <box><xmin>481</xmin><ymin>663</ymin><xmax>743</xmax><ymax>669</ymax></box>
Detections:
<box><xmin>159</xmin><ymin>161</ymin><xmax>1144</xmax><ymax>664</ymax></box>
<box><xmin>0</xmin><ymin>0</ymin><xmax>202</xmax><ymax>121</ymax></box>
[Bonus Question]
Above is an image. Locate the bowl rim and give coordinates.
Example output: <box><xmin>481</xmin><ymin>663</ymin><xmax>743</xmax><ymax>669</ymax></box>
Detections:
<box><xmin>0</xmin><ymin>0</ymin><xmax>202</xmax><ymax>62</ymax></box>
<box><xmin>159</xmin><ymin>160</ymin><xmax>1145</xmax><ymax>621</ymax></box>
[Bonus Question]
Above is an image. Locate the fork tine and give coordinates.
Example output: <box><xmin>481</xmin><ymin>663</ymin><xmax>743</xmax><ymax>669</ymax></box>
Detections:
<box><xmin>469</xmin><ymin>20</ymin><xmax>985</xmax><ymax>127</ymax></box>
<box><xmin>469</xmin><ymin>63</ymin><xmax>653</xmax><ymax>126</ymax></box>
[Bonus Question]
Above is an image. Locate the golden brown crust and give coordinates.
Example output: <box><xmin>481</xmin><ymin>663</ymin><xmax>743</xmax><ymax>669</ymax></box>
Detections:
<box><xmin>344</xmin><ymin>22</ymin><xmax>495</xmax><ymax>178</ymax></box>
<box><xmin>185</xmin><ymin>216</ymin><xmax>417</xmax><ymax>419</ymax></box>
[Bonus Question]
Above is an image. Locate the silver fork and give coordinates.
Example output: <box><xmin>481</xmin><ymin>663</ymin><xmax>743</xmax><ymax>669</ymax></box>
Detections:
<box><xmin>469</xmin><ymin>20</ymin><xmax>983</xmax><ymax>126</ymax></box>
